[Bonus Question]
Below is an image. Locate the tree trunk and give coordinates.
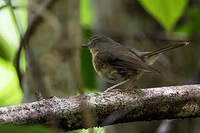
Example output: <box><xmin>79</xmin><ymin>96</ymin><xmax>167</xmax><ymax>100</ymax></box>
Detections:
<box><xmin>23</xmin><ymin>0</ymin><xmax>82</xmax><ymax>102</ymax></box>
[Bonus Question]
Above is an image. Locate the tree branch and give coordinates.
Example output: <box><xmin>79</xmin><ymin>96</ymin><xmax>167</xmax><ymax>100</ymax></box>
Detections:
<box><xmin>0</xmin><ymin>84</ymin><xmax>200</xmax><ymax>131</ymax></box>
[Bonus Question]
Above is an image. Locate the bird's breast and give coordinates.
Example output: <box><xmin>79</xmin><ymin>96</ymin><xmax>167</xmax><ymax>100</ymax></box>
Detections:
<box><xmin>92</xmin><ymin>55</ymin><xmax>125</xmax><ymax>84</ymax></box>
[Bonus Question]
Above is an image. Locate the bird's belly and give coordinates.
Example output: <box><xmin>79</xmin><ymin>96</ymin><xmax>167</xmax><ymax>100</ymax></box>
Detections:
<box><xmin>95</xmin><ymin>64</ymin><xmax>125</xmax><ymax>84</ymax></box>
<box><xmin>92</xmin><ymin>54</ymin><xmax>126</xmax><ymax>83</ymax></box>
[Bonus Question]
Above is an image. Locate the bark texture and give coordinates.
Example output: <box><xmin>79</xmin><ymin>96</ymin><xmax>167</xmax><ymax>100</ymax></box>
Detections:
<box><xmin>0</xmin><ymin>85</ymin><xmax>200</xmax><ymax>131</ymax></box>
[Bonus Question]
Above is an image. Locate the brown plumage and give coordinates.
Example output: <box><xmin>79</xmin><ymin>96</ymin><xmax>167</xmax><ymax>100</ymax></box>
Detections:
<box><xmin>82</xmin><ymin>35</ymin><xmax>189</xmax><ymax>91</ymax></box>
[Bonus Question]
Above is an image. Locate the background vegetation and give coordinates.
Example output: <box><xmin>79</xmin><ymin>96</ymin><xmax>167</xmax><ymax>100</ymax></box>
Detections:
<box><xmin>0</xmin><ymin>0</ymin><xmax>200</xmax><ymax>132</ymax></box>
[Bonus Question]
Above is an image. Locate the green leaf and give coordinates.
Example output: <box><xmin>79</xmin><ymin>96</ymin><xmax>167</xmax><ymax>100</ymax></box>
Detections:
<box><xmin>0</xmin><ymin>35</ymin><xmax>13</xmax><ymax>61</ymax></box>
<box><xmin>0</xmin><ymin>58</ymin><xmax>22</xmax><ymax>106</ymax></box>
<box><xmin>138</xmin><ymin>0</ymin><xmax>188</xmax><ymax>31</ymax></box>
<box><xmin>80</xmin><ymin>0</ymin><xmax>94</xmax><ymax>27</ymax></box>
<box><xmin>9</xmin><ymin>0</ymin><xmax>28</xmax><ymax>33</ymax></box>
<box><xmin>0</xmin><ymin>124</ymin><xmax>55</xmax><ymax>133</ymax></box>
<box><xmin>0</xmin><ymin>0</ymin><xmax>27</xmax><ymax>72</ymax></box>
<box><xmin>177</xmin><ymin>6</ymin><xmax>200</xmax><ymax>35</ymax></box>
<box><xmin>0</xmin><ymin>4</ymin><xmax>20</xmax><ymax>57</ymax></box>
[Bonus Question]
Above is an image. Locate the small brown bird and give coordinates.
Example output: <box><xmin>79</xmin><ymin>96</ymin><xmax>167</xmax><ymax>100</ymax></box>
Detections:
<box><xmin>82</xmin><ymin>35</ymin><xmax>189</xmax><ymax>91</ymax></box>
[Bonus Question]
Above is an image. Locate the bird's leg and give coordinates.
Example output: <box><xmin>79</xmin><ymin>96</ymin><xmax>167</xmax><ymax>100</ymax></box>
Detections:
<box><xmin>104</xmin><ymin>79</ymin><xmax>130</xmax><ymax>92</ymax></box>
<box><xmin>125</xmin><ymin>73</ymin><xmax>144</xmax><ymax>90</ymax></box>
<box><xmin>125</xmin><ymin>79</ymin><xmax>137</xmax><ymax>91</ymax></box>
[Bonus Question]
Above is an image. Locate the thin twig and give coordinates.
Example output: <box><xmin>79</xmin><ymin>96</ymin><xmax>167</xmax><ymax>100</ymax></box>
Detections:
<box><xmin>7</xmin><ymin>0</ymin><xmax>23</xmax><ymax>36</ymax></box>
<box><xmin>14</xmin><ymin>0</ymin><xmax>56</xmax><ymax>92</ymax></box>
<box><xmin>0</xmin><ymin>4</ymin><xmax>25</xmax><ymax>10</ymax></box>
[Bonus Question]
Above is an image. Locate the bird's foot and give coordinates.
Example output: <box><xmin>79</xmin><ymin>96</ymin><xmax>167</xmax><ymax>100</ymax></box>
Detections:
<box><xmin>104</xmin><ymin>80</ymin><xmax>130</xmax><ymax>92</ymax></box>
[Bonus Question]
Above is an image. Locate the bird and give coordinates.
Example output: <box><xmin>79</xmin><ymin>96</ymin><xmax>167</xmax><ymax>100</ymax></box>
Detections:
<box><xmin>82</xmin><ymin>35</ymin><xmax>189</xmax><ymax>92</ymax></box>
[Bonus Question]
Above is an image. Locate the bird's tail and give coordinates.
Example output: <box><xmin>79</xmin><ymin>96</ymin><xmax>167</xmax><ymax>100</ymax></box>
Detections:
<box><xmin>140</xmin><ymin>41</ymin><xmax>189</xmax><ymax>66</ymax></box>
<box><xmin>142</xmin><ymin>41</ymin><xmax>189</xmax><ymax>58</ymax></box>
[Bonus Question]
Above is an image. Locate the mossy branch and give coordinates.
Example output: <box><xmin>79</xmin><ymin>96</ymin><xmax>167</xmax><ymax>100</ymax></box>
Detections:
<box><xmin>0</xmin><ymin>85</ymin><xmax>200</xmax><ymax>131</ymax></box>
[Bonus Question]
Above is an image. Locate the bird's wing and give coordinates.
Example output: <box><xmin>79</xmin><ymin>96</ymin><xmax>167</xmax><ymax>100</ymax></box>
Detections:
<box><xmin>95</xmin><ymin>50</ymin><xmax>157</xmax><ymax>74</ymax></box>
<box><xmin>116</xmin><ymin>49</ymin><xmax>158</xmax><ymax>72</ymax></box>
<box><xmin>130</xmin><ymin>49</ymin><xmax>159</xmax><ymax>65</ymax></box>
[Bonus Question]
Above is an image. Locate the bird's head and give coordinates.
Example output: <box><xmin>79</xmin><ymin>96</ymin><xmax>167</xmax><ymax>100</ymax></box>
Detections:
<box><xmin>81</xmin><ymin>35</ymin><xmax>113</xmax><ymax>52</ymax></box>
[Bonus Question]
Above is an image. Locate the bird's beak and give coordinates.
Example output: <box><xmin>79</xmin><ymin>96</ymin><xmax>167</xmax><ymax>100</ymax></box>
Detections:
<box><xmin>81</xmin><ymin>44</ymin><xmax>89</xmax><ymax>47</ymax></box>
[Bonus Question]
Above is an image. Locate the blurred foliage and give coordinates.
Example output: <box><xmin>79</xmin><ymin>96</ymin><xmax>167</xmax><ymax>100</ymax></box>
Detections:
<box><xmin>81</xmin><ymin>28</ymin><xmax>96</xmax><ymax>90</ymax></box>
<box><xmin>80</xmin><ymin>0</ymin><xmax>94</xmax><ymax>27</ymax></box>
<box><xmin>138</xmin><ymin>0</ymin><xmax>188</xmax><ymax>31</ymax></box>
<box><xmin>177</xmin><ymin>5</ymin><xmax>200</xmax><ymax>35</ymax></box>
<box><xmin>0</xmin><ymin>35</ymin><xmax>12</xmax><ymax>61</ymax></box>
<box><xmin>9</xmin><ymin>0</ymin><xmax>28</xmax><ymax>33</ymax></box>
<box><xmin>0</xmin><ymin>2</ymin><xmax>19</xmax><ymax>61</ymax></box>
<box><xmin>0</xmin><ymin>58</ymin><xmax>22</xmax><ymax>106</ymax></box>
<box><xmin>80</xmin><ymin>0</ymin><xmax>96</xmax><ymax>90</ymax></box>
<box><xmin>0</xmin><ymin>0</ymin><xmax>199</xmax><ymax>132</ymax></box>
<box><xmin>0</xmin><ymin>124</ymin><xmax>55</xmax><ymax>133</ymax></box>
<box><xmin>0</xmin><ymin>0</ymin><xmax>27</xmax><ymax>106</ymax></box>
